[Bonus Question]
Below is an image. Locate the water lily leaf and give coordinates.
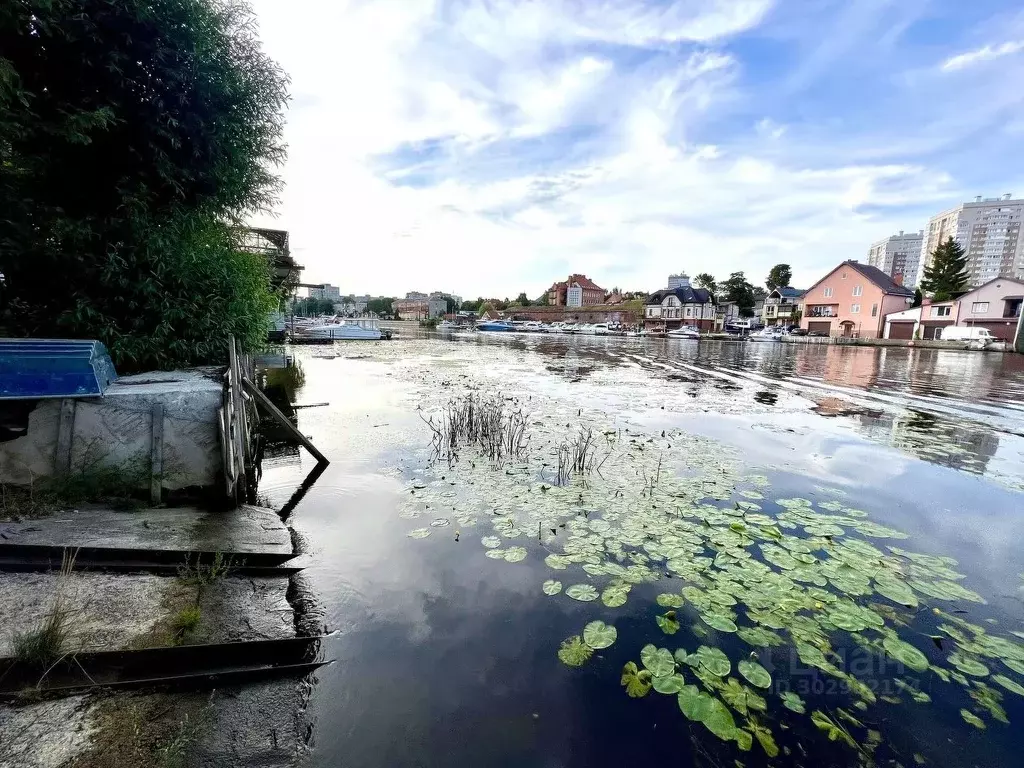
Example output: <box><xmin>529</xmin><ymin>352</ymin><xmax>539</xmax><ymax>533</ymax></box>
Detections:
<box><xmin>780</xmin><ymin>691</ymin><xmax>806</xmax><ymax>713</ymax></box>
<box><xmin>542</xmin><ymin>579</ymin><xmax>562</xmax><ymax>595</ymax></box>
<box><xmin>677</xmin><ymin>685</ymin><xmax>715</xmax><ymax>722</ymax></box>
<box><xmin>949</xmin><ymin>652</ymin><xmax>989</xmax><ymax>677</ymax></box>
<box><xmin>544</xmin><ymin>554</ymin><xmax>570</xmax><ymax>570</ymax></box>
<box><xmin>811</xmin><ymin>711</ymin><xmax>856</xmax><ymax>748</ymax></box>
<box><xmin>407</xmin><ymin>528</ymin><xmax>431</xmax><ymax>539</ymax></box>
<box><xmin>503</xmin><ymin>546</ymin><xmax>527</xmax><ymax>562</ymax></box>
<box><xmin>737</xmin><ymin>627</ymin><xmax>784</xmax><ymax>648</ymax></box>
<box><xmin>565</xmin><ymin>584</ymin><xmax>598</xmax><ymax>602</ymax></box>
<box><xmin>701</xmin><ymin>613</ymin><xmax>738</xmax><ymax>633</ymax></box>
<box><xmin>652</xmin><ymin>673</ymin><xmax>686</xmax><ymax>694</ymax></box>
<box><xmin>430</xmin><ymin>517</ymin><xmax>450</xmax><ymax>527</ymax></box>
<box><xmin>557</xmin><ymin>636</ymin><xmax>593</xmax><ymax>667</ymax></box>
<box><xmin>481</xmin><ymin>535</ymin><xmax>502</xmax><ymax>548</ymax></box>
<box><xmin>746</xmin><ymin>718</ymin><xmax>779</xmax><ymax>758</ymax></box>
<box><xmin>738</xmin><ymin>660</ymin><xmax>772</xmax><ymax>689</ymax></box>
<box><xmin>796</xmin><ymin>643</ymin><xmax>830</xmax><ymax>670</ymax></box>
<box><xmin>621</xmin><ymin>662</ymin><xmax>653</xmax><ymax>698</ymax></box>
<box><xmin>1003</xmin><ymin>658</ymin><xmax>1024</xmax><ymax>676</ymax></box>
<box><xmin>688</xmin><ymin>645</ymin><xmax>731</xmax><ymax>677</ymax></box>
<box><xmin>484</xmin><ymin>548</ymin><xmax>507</xmax><ymax>559</ymax></box>
<box><xmin>702</xmin><ymin>697</ymin><xmax>738</xmax><ymax>741</ymax></box>
<box><xmin>882</xmin><ymin>636</ymin><xmax>930</xmax><ymax>672</ymax></box>
<box><xmin>874</xmin><ymin>578</ymin><xmax>919</xmax><ymax>607</ymax></box>
<box><xmin>656</xmin><ymin>592</ymin><xmax>684</xmax><ymax>608</ymax></box>
<box><xmin>656</xmin><ymin>615</ymin><xmax>681</xmax><ymax>635</ymax></box>
<box><xmin>734</xmin><ymin>728</ymin><xmax>753</xmax><ymax>752</ymax></box>
<box><xmin>993</xmin><ymin>674</ymin><xmax>1024</xmax><ymax>696</ymax></box>
<box><xmin>583</xmin><ymin>621</ymin><xmax>617</xmax><ymax>650</ymax></box>
<box><xmin>641</xmin><ymin>645</ymin><xmax>676</xmax><ymax>678</ymax></box>
<box><xmin>601</xmin><ymin>582</ymin><xmax>631</xmax><ymax>607</ymax></box>
<box><xmin>960</xmin><ymin>709</ymin><xmax>986</xmax><ymax>729</ymax></box>
<box><xmin>719</xmin><ymin>678</ymin><xmax>765</xmax><ymax>715</ymax></box>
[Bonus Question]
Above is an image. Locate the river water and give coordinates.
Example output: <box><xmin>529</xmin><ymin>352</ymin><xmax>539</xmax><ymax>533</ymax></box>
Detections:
<box><xmin>258</xmin><ymin>334</ymin><xmax>1024</xmax><ymax>768</ymax></box>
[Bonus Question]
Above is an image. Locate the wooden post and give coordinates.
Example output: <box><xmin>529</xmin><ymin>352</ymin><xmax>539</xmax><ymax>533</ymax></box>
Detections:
<box><xmin>242</xmin><ymin>376</ymin><xmax>329</xmax><ymax>465</ymax></box>
<box><xmin>150</xmin><ymin>403</ymin><xmax>164</xmax><ymax>504</ymax></box>
<box><xmin>54</xmin><ymin>398</ymin><xmax>76</xmax><ymax>476</ymax></box>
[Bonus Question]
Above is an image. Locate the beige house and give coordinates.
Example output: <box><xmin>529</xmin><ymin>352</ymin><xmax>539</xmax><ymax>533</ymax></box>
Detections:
<box><xmin>954</xmin><ymin>277</ymin><xmax>1024</xmax><ymax>340</ymax></box>
<box><xmin>801</xmin><ymin>261</ymin><xmax>915</xmax><ymax>338</ymax></box>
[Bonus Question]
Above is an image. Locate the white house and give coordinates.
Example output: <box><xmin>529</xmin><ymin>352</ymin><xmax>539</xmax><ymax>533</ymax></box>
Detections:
<box><xmin>644</xmin><ymin>275</ymin><xmax>715</xmax><ymax>331</ymax></box>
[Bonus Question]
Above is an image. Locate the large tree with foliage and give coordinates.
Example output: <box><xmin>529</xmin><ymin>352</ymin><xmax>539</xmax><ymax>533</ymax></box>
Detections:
<box><xmin>920</xmin><ymin>237</ymin><xmax>970</xmax><ymax>301</ymax></box>
<box><xmin>765</xmin><ymin>264</ymin><xmax>792</xmax><ymax>291</ymax></box>
<box><xmin>516</xmin><ymin>292</ymin><xmax>530</xmax><ymax>306</ymax></box>
<box><xmin>366</xmin><ymin>297</ymin><xmax>394</xmax><ymax>317</ymax></box>
<box><xmin>694</xmin><ymin>273</ymin><xmax>717</xmax><ymax>293</ymax></box>
<box><xmin>0</xmin><ymin>0</ymin><xmax>288</xmax><ymax>371</ymax></box>
<box><xmin>721</xmin><ymin>272</ymin><xmax>756</xmax><ymax>317</ymax></box>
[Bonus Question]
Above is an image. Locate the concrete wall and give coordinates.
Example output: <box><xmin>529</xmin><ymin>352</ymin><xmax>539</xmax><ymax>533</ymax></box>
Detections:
<box><xmin>0</xmin><ymin>369</ymin><xmax>222</xmax><ymax>492</ymax></box>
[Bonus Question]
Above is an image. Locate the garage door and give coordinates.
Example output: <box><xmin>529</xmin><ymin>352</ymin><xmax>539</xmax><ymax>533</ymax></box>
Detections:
<box><xmin>887</xmin><ymin>322</ymin><xmax>914</xmax><ymax>340</ymax></box>
<box><xmin>807</xmin><ymin>321</ymin><xmax>832</xmax><ymax>335</ymax></box>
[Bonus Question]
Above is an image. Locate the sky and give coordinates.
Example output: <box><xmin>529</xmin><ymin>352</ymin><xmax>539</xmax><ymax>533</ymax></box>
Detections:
<box><xmin>247</xmin><ymin>0</ymin><xmax>1024</xmax><ymax>299</ymax></box>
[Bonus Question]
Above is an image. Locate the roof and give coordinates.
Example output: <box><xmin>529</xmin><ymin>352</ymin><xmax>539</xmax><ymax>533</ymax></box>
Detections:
<box><xmin>805</xmin><ymin>261</ymin><xmax>914</xmax><ymax>297</ymax></box>
<box><xmin>884</xmin><ymin>307</ymin><xmax>920</xmax><ymax>322</ymax></box>
<box><xmin>645</xmin><ymin>286</ymin><xmax>714</xmax><ymax>305</ymax></box>
<box><xmin>567</xmin><ymin>274</ymin><xmax>604</xmax><ymax>291</ymax></box>
<box><xmin>952</xmin><ymin>276</ymin><xmax>1024</xmax><ymax>302</ymax></box>
<box><xmin>772</xmin><ymin>287</ymin><xmax>805</xmax><ymax>299</ymax></box>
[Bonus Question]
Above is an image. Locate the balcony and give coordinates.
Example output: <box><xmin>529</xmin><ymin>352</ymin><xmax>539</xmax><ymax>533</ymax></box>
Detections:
<box><xmin>806</xmin><ymin>305</ymin><xmax>838</xmax><ymax>318</ymax></box>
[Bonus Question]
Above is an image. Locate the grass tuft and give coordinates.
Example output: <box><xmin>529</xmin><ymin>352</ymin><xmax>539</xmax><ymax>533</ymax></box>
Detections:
<box><xmin>12</xmin><ymin>551</ymin><xmax>77</xmax><ymax>668</ymax></box>
<box><xmin>169</xmin><ymin>606</ymin><xmax>202</xmax><ymax>645</ymax></box>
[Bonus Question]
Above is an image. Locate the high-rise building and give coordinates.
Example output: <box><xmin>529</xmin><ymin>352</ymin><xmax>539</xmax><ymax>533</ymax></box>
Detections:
<box><xmin>309</xmin><ymin>283</ymin><xmax>341</xmax><ymax>300</ymax></box>
<box><xmin>916</xmin><ymin>194</ymin><xmax>1024</xmax><ymax>288</ymax></box>
<box><xmin>867</xmin><ymin>231</ymin><xmax>923</xmax><ymax>288</ymax></box>
<box><xmin>667</xmin><ymin>273</ymin><xmax>691</xmax><ymax>290</ymax></box>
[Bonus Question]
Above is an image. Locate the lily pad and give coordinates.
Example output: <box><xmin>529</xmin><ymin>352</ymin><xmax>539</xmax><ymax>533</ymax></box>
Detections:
<box><xmin>874</xmin><ymin>578</ymin><xmax>919</xmax><ymax>607</ymax></box>
<box><xmin>882</xmin><ymin>636</ymin><xmax>930</xmax><ymax>672</ymax></box>
<box><xmin>656</xmin><ymin>593</ymin><xmax>684</xmax><ymax>608</ymax></box>
<box><xmin>780</xmin><ymin>690</ymin><xmax>806</xmax><ymax>713</ymax></box>
<box><xmin>687</xmin><ymin>645</ymin><xmax>731</xmax><ymax>677</ymax></box>
<box><xmin>737</xmin><ymin>627</ymin><xmax>784</xmax><ymax>648</ymax></box>
<box><xmin>601</xmin><ymin>582</ymin><xmax>631</xmax><ymax>607</ymax></box>
<box><xmin>949</xmin><ymin>652</ymin><xmax>989</xmax><ymax>677</ymax></box>
<box><xmin>656</xmin><ymin>615</ymin><xmax>681</xmax><ymax>635</ymax></box>
<box><xmin>701</xmin><ymin>613</ymin><xmax>738</xmax><ymax>633</ymax></box>
<box><xmin>640</xmin><ymin>645</ymin><xmax>676</xmax><ymax>678</ymax></box>
<box><xmin>621</xmin><ymin>662</ymin><xmax>652</xmax><ymax>698</ymax></box>
<box><xmin>738</xmin><ymin>660</ymin><xmax>772</xmax><ymax>689</ymax></box>
<box><xmin>544</xmin><ymin>553</ymin><xmax>570</xmax><ymax>570</ymax></box>
<box><xmin>702</xmin><ymin>697</ymin><xmax>738</xmax><ymax>741</ymax></box>
<box><xmin>652</xmin><ymin>673</ymin><xmax>686</xmax><ymax>694</ymax></box>
<box><xmin>565</xmin><ymin>584</ymin><xmax>598</xmax><ymax>602</ymax></box>
<box><xmin>583</xmin><ymin>621</ymin><xmax>617</xmax><ymax>650</ymax></box>
<box><xmin>557</xmin><ymin>636</ymin><xmax>593</xmax><ymax>667</ymax></box>
<box><xmin>960</xmin><ymin>709</ymin><xmax>986</xmax><ymax>729</ymax></box>
<box><xmin>542</xmin><ymin>579</ymin><xmax>562</xmax><ymax>595</ymax></box>
<box><xmin>503</xmin><ymin>546</ymin><xmax>528</xmax><ymax>563</ymax></box>
<box><xmin>407</xmin><ymin>528</ymin><xmax>431</xmax><ymax>539</ymax></box>
<box><xmin>677</xmin><ymin>685</ymin><xmax>715</xmax><ymax>722</ymax></box>
<box><xmin>993</xmin><ymin>675</ymin><xmax>1024</xmax><ymax>696</ymax></box>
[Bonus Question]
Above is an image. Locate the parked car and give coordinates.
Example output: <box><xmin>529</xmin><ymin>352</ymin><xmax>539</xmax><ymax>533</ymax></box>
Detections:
<box><xmin>785</xmin><ymin>326</ymin><xmax>808</xmax><ymax>336</ymax></box>
<box><xmin>937</xmin><ymin>327</ymin><xmax>996</xmax><ymax>342</ymax></box>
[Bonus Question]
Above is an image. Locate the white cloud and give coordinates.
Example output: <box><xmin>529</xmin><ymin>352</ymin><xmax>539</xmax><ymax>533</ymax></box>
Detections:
<box><xmin>941</xmin><ymin>40</ymin><xmax>1024</xmax><ymax>71</ymax></box>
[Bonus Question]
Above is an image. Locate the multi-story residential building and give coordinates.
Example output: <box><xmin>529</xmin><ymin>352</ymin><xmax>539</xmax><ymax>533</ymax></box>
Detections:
<box><xmin>547</xmin><ymin>275</ymin><xmax>606</xmax><ymax>307</ymax></box>
<box><xmin>667</xmin><ymin>274</ymin><xmax>690</xmax><ymax>290</ymax></box>
<box><xmin>917</xmin><ymin>194</ymin><xmax>1024</xmax><ymax>288</ymax></box>
<box><xmin>405</xmin><ymin>291</ymin><xmax>429</xmax><ymax>301</ymax></box>
<box><xmin>762</xmin><ymin>287</ymin><xmax>805</xmax><ymax>326</ymax></box>
<box><xmin>801</xmin><ymin>260</ymin><xmax>915</xmax><ymax>338</ymax></box>
<box><xmin>309</xmin><ymin>283</ymin><xmax>341</xmax><ymax>300</ymax></box>
<box><xmin>867</xmin><ymin>230</ymin><xmax>924</xmax><ymax>287</ymax></box>
<box><xmin>643</xmin><ymin>274</ymin><xmax>715</xmax><ymax>331</ymax></box>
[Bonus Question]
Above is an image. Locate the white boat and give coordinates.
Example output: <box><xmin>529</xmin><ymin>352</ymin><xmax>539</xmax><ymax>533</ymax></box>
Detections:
<box><xmin>301</xmin><ymin>317</ymin><xmax>383</xmax><ymax>340</ymax></box>
<box><xmin>666</xmin><ymin>326</ymin><xmax>701</xmax><ymax>339</ymax></box>
<box><xmin>523</xmin><ymin>321</ymin><xmax>543</xmax><ymax>332</ymax></box>
<box><xmin>749</xmin><ymin>327</ymin><xmax>783</xmax><ymax>342</ymax></box>
<box><xmin>437</xmin><ymin>319</ymin><xmax>456</xmax><ymax>329</ymax></box>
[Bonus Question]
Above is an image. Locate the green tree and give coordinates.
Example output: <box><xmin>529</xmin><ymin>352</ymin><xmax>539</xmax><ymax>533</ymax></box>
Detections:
<box><xmin>912</xmin><ymin>288</ymin><xmax>923</xmax><ymax>308</ymax></box>
<box><xmin>0</xmin><ymin>0</ymin><xmax>288</xmax><ymax>371</ymax></box>
<box><xmin>765</xmin><ymin>264</ymin><xmax>792</xmax><ymax>291</ymax></box>
<box><xmin>366</xmin><ymin>297</ymin><xmax>394</xmax><ymax>317</ymax></box>
<box><xmin>460</xmin><ymin>298</ymin><xmax>482</xmax><ymax>312</ymax></box>
<box><xmin>516</xmin><ymin>292</ymin><xmax>530</xmax><ymax>306</ymax></box>
<box><xmin>721</xmin><ymin>272</ymin><xmax>756</xmax><ymax>317</ymax></box>
<box><xmin>694</xmin><ymin>273</ymin><xmax>717</xmax><ymax>293</ymax></box>
<box><xmin>478</xmin><ymin>301</ymin><xmax>496</xmax><ymax>316</ymax></box>
<box><xmin>920</xmin><ymin>237</ymin><xmax>969</xmax><ymax>300</ymax></box>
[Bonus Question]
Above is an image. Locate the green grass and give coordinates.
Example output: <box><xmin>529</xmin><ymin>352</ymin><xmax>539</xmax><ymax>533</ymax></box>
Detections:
<box><xmin>169</xmin><ymin>606</ymin><xmax>202</xmax><ymax>645</ymax></box>
<box><xmin>177</xmin><ymin>551</ymin><xmax>233</xmax><ymax>591</ymax></box>
<box><xmin>12</xmin><ymin>552</ymin><xmax>77</xmax><ymax>668</ymax></box>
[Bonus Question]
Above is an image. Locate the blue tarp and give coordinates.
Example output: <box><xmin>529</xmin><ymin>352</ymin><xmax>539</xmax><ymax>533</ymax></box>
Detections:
<box><xmin>0</xmin><ymin>339</ymin><xmax>118</xmax><ymax>399</ymax></box>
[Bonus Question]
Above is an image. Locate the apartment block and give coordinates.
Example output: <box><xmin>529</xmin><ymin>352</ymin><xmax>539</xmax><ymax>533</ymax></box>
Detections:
<box><xmin>866</xmin><ymin>230</ymin><xmax>923</xmax><ymax>288</ymax></box>
<box><xmin>916</xmin><ymin>194</ymin><xmax>1024</xmax><ymax>288</ymax></box>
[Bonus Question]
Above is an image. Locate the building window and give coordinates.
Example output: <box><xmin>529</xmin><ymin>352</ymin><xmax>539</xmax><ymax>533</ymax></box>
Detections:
<box><xmin>850</xmin><ymin>304</ymin><xmax>860</xmax><ymax>314</ymax></box>
<box><xmin>931</xmin><ymin>306</ymin><xmax>951</xmax><ymax>318</ymax></box>
<box><xmin>823</xmin><ymin>287</ymin><xmax>834</xmax><ymax>298</ymax></box>
<box><xmin>853</xmin><ymin>285</ymin><xmax>863</xmax><ymax>297</ymax></box>
<box><xmin>971</xmin><ymin>302</ymin><xmax>989</xmax><ymax>313</ymax></box>
<box><xmin>871</xmin><ymin>304</ymin><xmax>878</xmax><ymax>317</ymax></box>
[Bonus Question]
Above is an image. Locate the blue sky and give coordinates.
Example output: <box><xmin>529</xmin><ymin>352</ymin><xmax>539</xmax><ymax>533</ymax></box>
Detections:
<box><xmin>249</xmin><ymin>0</ymin><xmax>1024</xmax><ymax>297</ymax></box>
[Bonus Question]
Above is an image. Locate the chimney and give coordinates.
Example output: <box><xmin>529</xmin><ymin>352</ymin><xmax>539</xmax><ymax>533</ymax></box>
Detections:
<box><xmin>893</xmin><ymin>274</ymin><xmax>904</xmax><ymax>286</ymax></box>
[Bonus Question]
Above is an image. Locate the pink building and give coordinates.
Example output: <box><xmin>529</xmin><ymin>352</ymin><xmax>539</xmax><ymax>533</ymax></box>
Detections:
<box><xmin>954</xmin><ymin>277</ymin><xmax>1024</xmax><ymax>340</ymax></box>
<box><xmin>801</xmin><ymin>261</ymin><xmax>915</xmax><ymax>338</ymax></box>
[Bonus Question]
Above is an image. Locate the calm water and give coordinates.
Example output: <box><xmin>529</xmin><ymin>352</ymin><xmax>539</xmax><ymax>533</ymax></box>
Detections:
<box><xmin>259</xmin><ymin>335</ymin><xmax>1024</xmax><ymax>768</ymax></box>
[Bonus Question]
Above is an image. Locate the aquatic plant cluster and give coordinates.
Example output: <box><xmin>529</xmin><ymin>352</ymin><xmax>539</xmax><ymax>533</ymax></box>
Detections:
<box><xmin>401</xmin><ymin>392</ymin><xmax>1024</xmax><ymax>764</ymax></box>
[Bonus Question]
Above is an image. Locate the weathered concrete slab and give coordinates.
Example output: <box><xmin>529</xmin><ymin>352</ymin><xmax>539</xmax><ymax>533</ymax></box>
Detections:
<box><xmin>0</xmin><ymin>504</ymin><xmax>291</xmax><ymax>556</ymax></box>
<box><xmin>0</xmin><ymin>696</ymin><xmax>97</xmax><ymax>768</ymax></box>
<box><xmin>0</xmin><ymin>368</ymin><xmax>222</xmax><ymax>491</ymax></box>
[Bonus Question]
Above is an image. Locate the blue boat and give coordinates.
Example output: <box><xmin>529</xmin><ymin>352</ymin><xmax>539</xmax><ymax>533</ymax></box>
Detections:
<box><xmin>476</xmin><ymin>320</ymin><xmax>515</xmax><ymax>332</ymax></box>
<box><xmin>0</xmin><ymin>339</ymin><xmax>117</xmax><ymax>399</ymax></box>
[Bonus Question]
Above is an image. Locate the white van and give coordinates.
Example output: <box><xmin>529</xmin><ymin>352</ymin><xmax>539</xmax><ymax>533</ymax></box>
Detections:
<box><xmin>938</xmin><ymin>326</ymin><xmax>996</xmax><ymax>342</ymax></box>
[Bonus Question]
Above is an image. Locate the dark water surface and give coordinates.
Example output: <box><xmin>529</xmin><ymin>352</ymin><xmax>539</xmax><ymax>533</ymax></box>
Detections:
<box><xmin>259</xmin><ymin>335</ymin><xmax>1024</xmax><ymax>768</ymax></box>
